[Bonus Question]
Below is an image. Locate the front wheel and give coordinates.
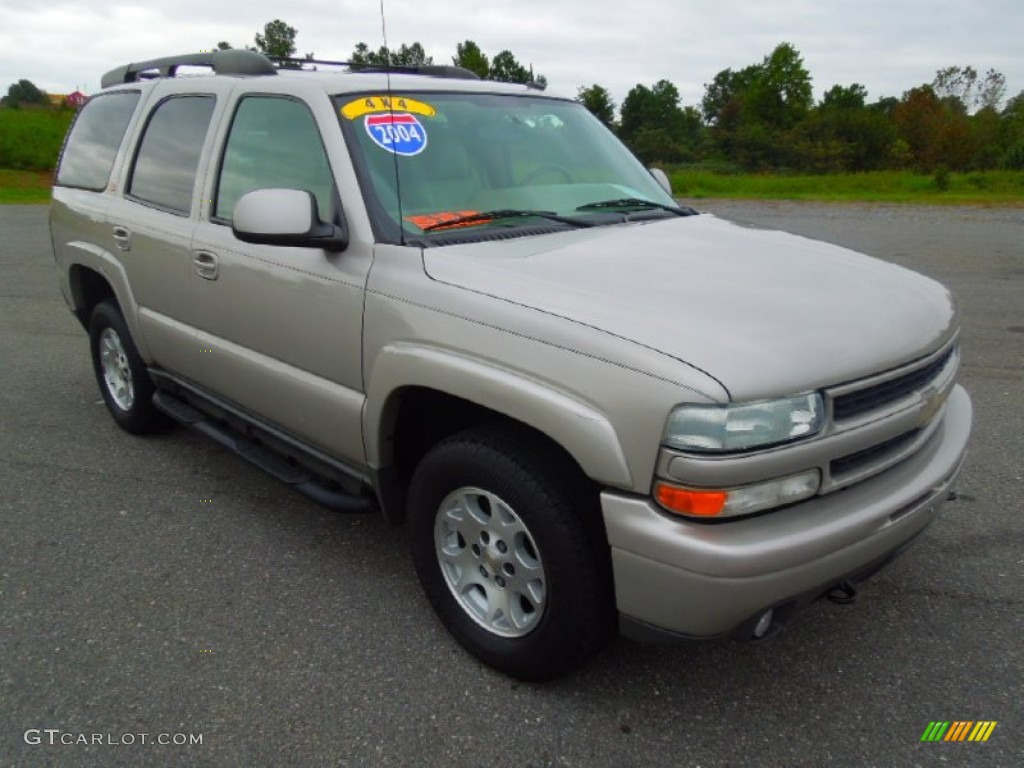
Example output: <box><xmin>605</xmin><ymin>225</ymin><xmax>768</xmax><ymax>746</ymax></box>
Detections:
<box><xmin>408</xmin><ymin>426</ymin><xmax>613</xmax><ymax>681</ymax></box>
<box><xmin>88</xmin><ymin>300</ymin><xmax>168</xmax><ymax>434</ymax></box>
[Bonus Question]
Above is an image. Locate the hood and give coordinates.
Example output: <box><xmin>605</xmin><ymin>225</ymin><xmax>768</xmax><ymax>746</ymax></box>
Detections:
<box><xmin>422</xmin><ymin>215</ymin><xmax>958</xmax><ymax>400</ymax></box>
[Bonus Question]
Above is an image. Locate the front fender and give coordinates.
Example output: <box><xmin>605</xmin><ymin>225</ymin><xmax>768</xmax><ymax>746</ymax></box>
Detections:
<box><xmin>364</xmin><ymin>342</ymin><xmax>634</xmax><ymax>489</ymax></box>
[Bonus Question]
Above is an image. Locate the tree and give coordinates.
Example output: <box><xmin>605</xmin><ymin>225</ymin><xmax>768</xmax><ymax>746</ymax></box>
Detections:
<box><xmin>3</xmin><ymin>79</ymin><xmax>49</xmax><ymax>107</ymax></box>
<box><xmin>744</xmin><ymin>42</ymin><xmax>813</xmax><ymax>130</ymax></box>
<box><xmin>932</xmin><ymin>66</ymin><xmax>1007</xmax><ymax>113</ymax></box>
<box><xmin>576</xmin><ymin>84</ymin><xmax>616</xmax><ymax>129</ymax></box>
<box><xmin>702</xmin><ymin>43</ymin><xmax>811</xmax><ymax>134</ymax></box>
<box><xmin>999</xmin><ymin>90</ymin><xmax>1024</xmax><ymax>169</ymax></box>
<box><xmin>892</xmin><ymin>85</ymin><xmax>975</xmax><ymax>170</ymax></box>
<box><xmin>796</xmin><ymin>88</ymin><xmax>896</xmax><ymax>173</ymax></box>
<box><xmin>975</xmin><ymin>69</ymin><xmax>1007</xmax><ymax>112</ymax></box>
<box><xmin>619</xmin><ymin>80</ymin><xmax>700</xmax><ymax>162</ymax></box>
<box><xmin>701</xmin><ymin>65</ymin><xmax>759</xmax><ymax>125</ymax></box>
<box><xmin>699</xmin><ymin>43</ymin><xmax>814</xmax><ymax>169</ymax></box>
<box><xmin>820</xmin><ymin>83</ymin><xmax>868</xmax><ymax>111</ymax></box>
<box><xmin>932</xmin><ymin>65</ymin><xmax>977</xmax><ymax>112</ymax></box>
<box><xmin>350</xmin><ymin>42</ymin><xmax>433</xmax><ymax>67</ymax></box>
<box><xmin>392</xmin><ymin>43</ymin><xmax>432</xmax><ymax>66</ymax></box>
<box><xmin>450</xmin><ymin>43</ymin><xmax>545</xmax><ymax>85</ymax></box>
<box><xmin>489</xmin><ymin>50</ymin><xmax>531</xmax><ymax>83</ymax></box>
<box><xmin>453</xmin><ymin>40</ymin><xmax>490</xmax><ymax>79</ymax></box>
<box><xmin>254</xmin><ymin>19</ymin><xmax>297</xmax><ymax>59</ymax></box>
<box><xmin>350</xmin><ymin>43</ymin><xmax>383</xmax><ymax>67</ymax></box>
<box><xmin>620</xmin><ymin>80</ymin><xmax>685</xmax><ymax>141</ymax></box>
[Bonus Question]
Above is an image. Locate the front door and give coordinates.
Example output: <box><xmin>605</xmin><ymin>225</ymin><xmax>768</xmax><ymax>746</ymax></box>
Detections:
<box><xmin>189</xmin><ymin>94</ymin><xmax>371</xmax><ymax>464</ymax></box>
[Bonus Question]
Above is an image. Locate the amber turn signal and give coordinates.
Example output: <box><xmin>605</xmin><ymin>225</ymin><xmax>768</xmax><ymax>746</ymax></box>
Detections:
<box><xmin>654</xmin><ymin>482</ymin><xmax>727</xmax><ymax>517</ymax></box>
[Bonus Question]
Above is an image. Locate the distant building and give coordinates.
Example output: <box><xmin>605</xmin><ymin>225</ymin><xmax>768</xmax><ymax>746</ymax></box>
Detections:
<box><xmin>47</xmin><ymin>91</ymin><xmax>87</xmax><ymax>109</ymax></box>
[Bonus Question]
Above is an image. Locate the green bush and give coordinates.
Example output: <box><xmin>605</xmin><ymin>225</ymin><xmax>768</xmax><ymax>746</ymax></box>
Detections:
<box><xmin>0</xmin><ymin>107</ymin><xmax>74</xmax><ymax>170</ymax></box>
<box><xmin>1003</xmin><ymin>140</ymin><xmax>1024</xmax><ymax>171</ymax></box>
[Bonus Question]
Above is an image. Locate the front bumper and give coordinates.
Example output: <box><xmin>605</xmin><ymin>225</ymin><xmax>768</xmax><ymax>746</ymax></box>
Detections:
<box><xmin>602</xmin><ymin>385</ymin><xmax>972</xmax><ymax>641</ymax></box>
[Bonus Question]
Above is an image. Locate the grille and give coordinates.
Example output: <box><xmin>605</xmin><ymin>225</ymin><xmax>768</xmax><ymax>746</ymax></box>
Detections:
<box><xmin>830</xmin><ymin>429</ymin><xmax>921</xmax><ymax>479</ymax></box>
<box><xmin>832</xmin><ymin>347</ymin><xmax>954</xmax><ymax>421</ymax></box>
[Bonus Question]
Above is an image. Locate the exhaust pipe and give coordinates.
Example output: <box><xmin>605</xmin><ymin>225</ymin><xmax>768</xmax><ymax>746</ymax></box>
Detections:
<box><xmin>826</xmin><ymin>580</ymin><xmax>857</xmax><ymax>604</ymax></box>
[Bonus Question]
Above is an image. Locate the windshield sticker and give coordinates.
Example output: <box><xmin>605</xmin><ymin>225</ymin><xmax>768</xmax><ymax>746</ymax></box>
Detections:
<box><xmin>405</xmin><ymin>211</ymin><xmax>482</xmax><ymax>231</ymax></box>
<box><xmin>341</xmin><ymin>95</ymin><xmax>436</xmax><ymax>120</ymax></box>
<box><xmin>365</xmin><ymin>113</ymin><xmax>428</xmax><ymax>156</ymax></box>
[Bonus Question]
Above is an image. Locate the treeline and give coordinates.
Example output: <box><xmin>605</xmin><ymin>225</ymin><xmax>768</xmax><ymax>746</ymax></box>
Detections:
<box><xmin>6</xmin><ymin>20</ymin><xmax>1022</xmax><ymax>176</ymax></box>
<box><xmin>224</xmin><ymin>20</ymin><xmax>546</xmax><ymax>85</ymax></box>
<box><xmin>580</xmin><ymin>43</ymin><xmax>1024</xmax><ymax>173</ymax></box>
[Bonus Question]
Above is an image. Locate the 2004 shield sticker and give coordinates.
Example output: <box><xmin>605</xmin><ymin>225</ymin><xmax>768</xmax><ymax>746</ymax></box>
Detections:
<box><xmin>341</xmin><ymin>95</ymin><xmax>436</xmax><ymax>157</ymax></box>
<box><xmin>364</xmin><ymin>113</ymin><xmax>428</xmax><ymax>156</ymax></box>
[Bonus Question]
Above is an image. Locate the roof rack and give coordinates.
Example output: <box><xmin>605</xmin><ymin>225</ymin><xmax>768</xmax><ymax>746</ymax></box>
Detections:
<box><xmin>271</xmin><ymin>57</ymin><xmax>480</xmax><ymax>80</ymax></box>
<box><xmin>101</xmin><ymin>50</ymin><xmax>276</xmax><ymax>89</ymax></box>
<box><xmin>100</xmin><ymin>50</ymin><xmax>484</xmax><ymax>90</ymax></box>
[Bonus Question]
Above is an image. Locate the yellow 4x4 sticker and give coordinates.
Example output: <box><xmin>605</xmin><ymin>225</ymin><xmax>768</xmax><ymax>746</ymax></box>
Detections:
<box><xmin>341</xmin><ymin>95</ymin><xmax>436</xmax><ymax>120</ymax></box>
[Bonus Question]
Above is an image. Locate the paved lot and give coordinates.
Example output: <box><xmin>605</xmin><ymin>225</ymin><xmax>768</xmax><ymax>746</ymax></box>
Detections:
<box><xmin>1</xmin><ymin>202</ymin><xmax>1021</xmax><ymax>767</ymax></box>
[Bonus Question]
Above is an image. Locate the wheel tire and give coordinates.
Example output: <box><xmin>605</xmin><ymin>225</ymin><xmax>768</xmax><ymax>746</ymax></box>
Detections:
<box><xmin>88</xmin><ymin>300</ymin><xmax>169</xmax><ymax>434</ymax></box>
<box><xmin>408</xmin><ymin>425</ymin><xmax>614</xmax><ymax>681</ymax></box>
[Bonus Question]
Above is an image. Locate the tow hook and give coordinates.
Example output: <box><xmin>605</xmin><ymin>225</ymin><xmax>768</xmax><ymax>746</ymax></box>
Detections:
<box><xmin>826</xmin><ymin>580</ymin><xmax>857</xmax><ymax>604</ymax></box>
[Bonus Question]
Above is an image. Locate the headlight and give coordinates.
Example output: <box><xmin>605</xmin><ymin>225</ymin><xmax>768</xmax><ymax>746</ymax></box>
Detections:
<box><xmin>663</xmin><ymin>393</ymin><xmax>824</xmax><ymax>453</ymax></box>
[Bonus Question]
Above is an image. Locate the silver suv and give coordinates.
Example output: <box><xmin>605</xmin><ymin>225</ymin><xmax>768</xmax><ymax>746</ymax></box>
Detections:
<box><xmin>51</xmin><ymin>50</ymin><xmax>972</xmax><ymax>681</ymax></box>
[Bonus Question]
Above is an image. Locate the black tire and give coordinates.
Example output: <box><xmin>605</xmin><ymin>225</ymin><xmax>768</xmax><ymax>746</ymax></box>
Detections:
<box><xmin>88</xmin><ymin>300</ymin><xmax>169</xmax><ymax>434</ymax></box>
<box><xmin>408</xmin><ymin>425</ymin><xmax>614</xmax><ymax>681</ymax></box>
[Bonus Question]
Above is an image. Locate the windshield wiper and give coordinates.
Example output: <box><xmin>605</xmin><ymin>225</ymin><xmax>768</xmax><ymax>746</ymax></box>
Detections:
<box><xmin>575</xmin><ymin>198</ymin><xmax>698</xmax><ymax>216</ymax></box>
<box><xmin>420</xmin><ymin>209</ymin><xmax>593</xmax><ymax>232</ymax></box>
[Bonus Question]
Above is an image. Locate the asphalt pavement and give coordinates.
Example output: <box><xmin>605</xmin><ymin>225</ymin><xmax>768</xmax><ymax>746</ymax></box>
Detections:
<box><xmin>1</xmin><ymin>202</ymin><xmax>1021</xmax><ymax>767</ymax></box>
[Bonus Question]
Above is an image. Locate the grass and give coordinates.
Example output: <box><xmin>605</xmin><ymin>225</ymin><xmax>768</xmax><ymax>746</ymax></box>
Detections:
<box><xmin>0</xmin><ymin>107</ymin><xmax>74</xmax><ymax>171</ymax></box>
<box><xmin>668</xmin><ymin>169</ymin><xmax>1024</xmax><ymax>206</ymax></box>
<box><xmin>1</xmin><ymin>109</ymin><xmax>1021</xmax><ymax>209</ymax></box>
<box><xmin>0</xmin><ymin>169</ymin><xmax>52</xmax><ymax>203</ymax></box>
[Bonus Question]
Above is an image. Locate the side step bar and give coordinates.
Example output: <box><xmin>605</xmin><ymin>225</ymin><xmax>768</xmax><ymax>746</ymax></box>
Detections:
<box><xmin>153</xmin><ymin>390</ymin><xmax>374</xmax><ymax>513</ymax></box>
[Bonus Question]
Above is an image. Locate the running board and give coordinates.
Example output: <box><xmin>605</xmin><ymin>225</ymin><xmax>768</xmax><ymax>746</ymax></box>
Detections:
<box><xmin>153</xmin><ymin>390</ymin><xmax>374</xmax><ymax>513</ymax></box>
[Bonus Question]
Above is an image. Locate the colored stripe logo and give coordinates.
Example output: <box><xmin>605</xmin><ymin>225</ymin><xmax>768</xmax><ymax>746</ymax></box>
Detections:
<box><xmin>920</xmin><ymin>721</ymin><xmax>997</xmax><ymax>742</ymax></box>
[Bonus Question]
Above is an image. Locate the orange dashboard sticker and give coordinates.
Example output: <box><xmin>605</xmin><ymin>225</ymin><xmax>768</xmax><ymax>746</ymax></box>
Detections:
<box><xmin>341</xmin><ymin>95</ymin><xmax>436</xmax><ymax>120</ymax></box>
<box><xmin>405</xmin><ymin>211</ymin><xmax>482</xmax><ymax>231</ymax></box>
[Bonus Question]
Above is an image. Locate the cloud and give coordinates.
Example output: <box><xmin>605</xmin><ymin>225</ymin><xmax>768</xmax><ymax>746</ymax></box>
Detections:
<box><xmin>1</xmin><ymin>0</ymin><xmax>1021</xmax><ymax>109</ymax></box>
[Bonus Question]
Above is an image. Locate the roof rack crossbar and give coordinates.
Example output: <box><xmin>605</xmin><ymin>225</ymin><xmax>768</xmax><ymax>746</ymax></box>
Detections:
<box><xmin>270</xmin><ymin>57</ymin><xmax>480</xmax><ymax>80</ymax></box>
<box><xmin>101</xmin><ymin>50</ymin><xmax>276</xmax><ymax>89</ymax></box>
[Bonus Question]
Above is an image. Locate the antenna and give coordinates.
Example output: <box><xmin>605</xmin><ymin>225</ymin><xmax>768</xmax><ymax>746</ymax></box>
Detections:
<box><xmin>379</xmin><ymin>0</ymin><xmax>407</xmax><ymax>246</ymax></box>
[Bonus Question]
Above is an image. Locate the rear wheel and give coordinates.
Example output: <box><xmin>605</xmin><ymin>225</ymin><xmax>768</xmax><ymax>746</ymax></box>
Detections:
<box><xmin>408</xmin><ymin>425</ymin><xmax>614</xmax><ymax>681</ymax></box>
<box><xmin>88</xmin><ymin>300</ymin><xmax>168</xmax><ymax>434</ymax></box>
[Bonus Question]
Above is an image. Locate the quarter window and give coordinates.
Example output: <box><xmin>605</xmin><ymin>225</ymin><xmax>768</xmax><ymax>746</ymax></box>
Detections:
<box><xmin>215</xmin><ymin>96</ymin><xmax>335</xmax><ymax>222</ymax></box>
<box><xmin>55</xmin><ymin>91</ymin><xmax>140</xmax><ymax>190</ymax></box>
<box><xmin>128</xmin><ymin>95</ymin><xmax>216</xmax><ymax>214</ymax></box>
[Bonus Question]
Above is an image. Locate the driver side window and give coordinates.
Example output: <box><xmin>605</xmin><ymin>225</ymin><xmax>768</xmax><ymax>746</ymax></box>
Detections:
<box><xmin>215</xmin><ymin>96</ymin><xmax>335</xmax><ymax>223</ymax></box>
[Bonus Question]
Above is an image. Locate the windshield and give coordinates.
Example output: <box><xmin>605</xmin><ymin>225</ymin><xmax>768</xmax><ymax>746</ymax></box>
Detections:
<box><xmin>335</xmin><ymin>92</ymin><xmax>679</xmax><ymax>244</ymax></box>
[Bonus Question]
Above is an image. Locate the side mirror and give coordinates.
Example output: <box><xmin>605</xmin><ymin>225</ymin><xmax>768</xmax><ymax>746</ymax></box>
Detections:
<box><xmin>232</xmin><ymin>189</ymin><xmax>348</xmax><ymax>252</ymax></box>
<box><xmin>649</xmin><ymin>167</ymin><xmax>672</xmax><ymax>196</ymax></box>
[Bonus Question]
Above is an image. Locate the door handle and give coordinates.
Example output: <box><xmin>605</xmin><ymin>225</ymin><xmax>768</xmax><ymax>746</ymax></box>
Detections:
<box><xmin>111</xmin><ymin>225</ymin><xmax>132</xmax><ymax>252</ymax></box>
<box><xmin>192</xmin><ymin>251</ymin><xmax>219</xmax><ymax>280</ymax></box>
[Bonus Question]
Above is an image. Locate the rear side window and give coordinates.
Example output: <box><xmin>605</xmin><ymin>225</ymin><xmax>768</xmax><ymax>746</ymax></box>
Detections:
<box><xmin>215</xmin><ymin>96</ymin><xmax>334</xmax><ymax>222</ymax></box>
<box><xmin>55</xmin><ymin>91</ymin><xmax>140</xmax><ymax>190</ymax></box>
<box><xmin>128</xmin><ymin>95</ymin><xmax>216</xmax><ymax>214</ymax></box>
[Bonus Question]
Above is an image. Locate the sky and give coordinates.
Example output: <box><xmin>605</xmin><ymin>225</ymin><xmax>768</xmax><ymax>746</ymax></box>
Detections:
<box><xmin>2</xmin><ymin>0</ymin><xmax>1022</xmax><ymax>111</ymax></box>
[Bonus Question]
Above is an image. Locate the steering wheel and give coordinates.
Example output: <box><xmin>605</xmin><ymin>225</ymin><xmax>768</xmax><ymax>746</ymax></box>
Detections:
<box><xmin>519</xmin><ymin>163</ymin><xmax>573</xmax><ymax>185</ymax></box>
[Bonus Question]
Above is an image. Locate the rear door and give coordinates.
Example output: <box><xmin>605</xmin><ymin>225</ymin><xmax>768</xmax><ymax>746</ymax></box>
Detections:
<box><xmin>105</xmin><ymin>82</ymin><xmax>225</xmax><ymax>380</ymax></box>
